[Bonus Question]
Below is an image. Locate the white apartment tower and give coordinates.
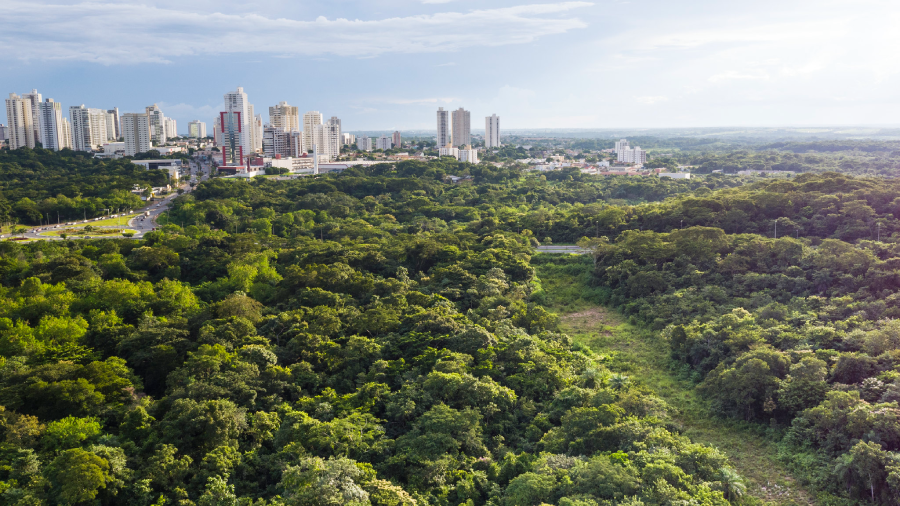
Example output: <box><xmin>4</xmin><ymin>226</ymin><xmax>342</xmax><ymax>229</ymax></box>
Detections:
<box><xmin>357</xmin><ymin>136</ymin><xmax>373</xmax><ymax>152</ymax></box>
<box><xmin>303</xmin><ymin>111</ymin><xmax>323</xmax><ymax>154</ymax></box>
<box><xmin>621</xmin><ymin>146</ymin><xmax>647</xmax><ymax>165</ymax></box>
<box><xmin>21</xmin><ymin>90</ymin><xmax>43</xmax><ymax>144</ymax></box>
<box><xmin>251</xmin><ymin>112</ymin><xmax>263</xmax><ymax>152</ymax></box>
<box><xmin>392</xmin><ymin>131</ymin><xmax>401</xmax><ymax>148</ymax></box>
<box><xmin>69</xmin><ymin>105</ymin><xmax>108</xmax><ymax>151</ymax></box>
<box><xmin>375</xmin><ymin>135</ymin><xmax>392</xmax><ymax>151</ymax></box>
<box><xmin>6</xmin><ymin>93</ymin><xmax>35</xmax><ymax>149</ymax></box>
<box><xmin>615</xmin><ymin>139</ymin><xmax>629</xmax><ymax>160</ymax></box>
<box><xmin>107</xmin><ymin>108</ymin><xmax>120</xmax><ymax>139</ymax></box>
<box><xmin>38</xmin><ymin>99</ymin><xmax>67</xmax><ymax>151</ymax></box>
<box><xmin>145</xmin><ymin>104</ymin><xmax>167</xmax><ymax>145</ymax></box>
<box><xmin>165</xmin><ymin>117</ymin><xmax>177</xmax><ymax>139</ymax></box>
<box><xmin>486</xmin><ymin>114</ymin><xmax>500</xmax><ymax>148</ymax></box>
<box><xmin>436</xmin><ymin>107</ymin><xmax>450</xmax><ymax>147</ymax></box>
<box><xmin>122</xmin><ymin>113</ymin><xmax>151</xmax><ymax>156</ymax></box>
<box><xmin>324</xmin><ymin>116</ymin><xmax>341</xmax><ymax>160</ymax></box>
<box><xmin>188</xmin><ymin>120</ymin><xmax>207</xmax><ymax>139</ymax></box>
<box><xmin>269</xmin><ymin>102</ymin><xmax>300</xmax><ymax>132</ymax></box>
<box><xmin>342</xmin><ymin>133</ymin><xmax>356</xmax><ymax>146</ymax></box>
<box><xmin>451</xmin><ymin>108</ymin><xmax>470</xmax><ymax>148</ymax></box>
<box><xmin>220</xmin><ymin>87</ymin><xmax>253</xmax><ymax>165</ymax></box>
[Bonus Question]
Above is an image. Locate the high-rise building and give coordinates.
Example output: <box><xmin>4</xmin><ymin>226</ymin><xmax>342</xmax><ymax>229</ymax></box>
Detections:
<box><xmin>105</xmin><ymin>111</ymin><xmax>118</xmax><ymax>141</ymax></box>
<box><xmin>21</xmin><ymin>89</ymin><xmax>43</xmax><ymax>145</ymax></box>
<box><xmin>165</xmin><ymin>117</ymin><xmax>178</xmax><ymax>139</ymax></box>
<box><xmin>303</xmin><ymin>111</ymin><xmax>323</xmax><ymax>154</ymax></box>
<box><xmin>392</xmin><ymin>131</ymin><xmax>401</xmax><ymax>148</ymax></box>
<box><xmin>451</xmin><ymin>108</ymin><xmax>470</xmax><ymax>148</ymax></box>
<box><xmin>251</xmin><ymin>112</ymin><xmax>263</xmax><ymax>152</ymax></box>
<box><xmin>269</xmin><ymin>102</ymin><xmax>300</xmax><ymax>132</ymax></box>
<box><xmin>614</xmin><ymin>139</ymin><xmax>629</xmax><ymax>160</ymax></box>
<box><xmin>145</xmin><ymin>104</ymin><xmax>167</xmax><ymax>145</ymax></box>
<box><xmin>188</xmin><ymin>120</ymin><xmax>207</xmax><ymax>139</ymax></box>
<box><xmin>436</xmin><ymin>107</ymin><xmax>450</xmax><ymax>147</ymax></box>
<box><xmin>342</xmin><ymin>133</ymin><xmax>356</xmax><ymax>145</ymax></box>
<box><xmin>621</xmin><ymin>146</ymin><xmax>646</xmax><ymax>165</ymax></box>
<box><xmin>220</xmin><ymin>87</ymin><xmax>252</xmax><ymax>165</ymax></box>
<box><xmin>263</xmin><ymin>127</ymin><xmax>290</xmax><ymax>158</ymax></box>
<box><xmin>6</xmin><ymin>93</ymin><xmax>35</xmax><ymax>149</ymax></box>
<box><xmin>213</xmin><ymin>116</ymin><xmax>222</xmax><ymax>146</ymax></box>
<box><xmin>323</xmin><ymin>117</ymin><xmax>341</xmax><ymax>160</ymax></box>
<box><xmin>289</xmin><ymin>130</ymin><xmax>304</xmax><ymax>157</ymax></box>
<box><xmin>121</xmin><ymin>113</ymin><xmax>151</xmax><ymax>156</ymax></box>
<box><xmin>69</xmin><ymin>105</ymin><xmax>108</xmax><ymax>151</ymax></box>
<box><xmin>485</xmin><ymin>114</ymin><xmax>500</xmax><ymax>148</ymax></box>
<box><xmin>38</xmin><ymin>99</ymin><xmax>67</xmax><ymax>151</ymax></box>
<box><xmin>357</xmin><ymin>136</ymin><xmax>373</xmax><ymax>152</ymax></box>
<box><xmin>0</xmin><ymin>124</ymin><xmax>8</xmax><ymax>142</ymax></box>
<box><xmin>107</xmin><ymin>108</ymin><xmax>121</xmax><ymax>139</ymax></box>
<box><xmin>375</xmin><ymin>135</ymin><xmax>392</xmax><ymax>151</ymax></box>
<box><xmin>60</xmin><ymin>118</ymin><xmax>72</xmax><ymax>150</ymax></box>
<box><xmin>459</xmin><ymin>146</ymin><xmax>479</xmax><ymax>164</ymax></box>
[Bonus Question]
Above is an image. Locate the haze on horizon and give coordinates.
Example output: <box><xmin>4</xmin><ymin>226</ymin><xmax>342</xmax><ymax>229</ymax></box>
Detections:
<box><xmin>1</xmin><ymin>0</ymin><xmax>898</xmax><ymax>133</ymax></box>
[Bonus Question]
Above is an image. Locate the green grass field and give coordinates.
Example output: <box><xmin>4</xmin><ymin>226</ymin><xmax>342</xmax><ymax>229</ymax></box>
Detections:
<box><xmin>533</xmin><ymin>253</ymin><xmax>813</xmax><ymax>505</ymax></box>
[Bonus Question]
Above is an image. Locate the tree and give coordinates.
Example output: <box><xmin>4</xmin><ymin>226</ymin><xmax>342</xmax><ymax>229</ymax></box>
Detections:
<box><xmin>45</xmin><ymin>448</ymin><xmax>112</xmax><ymax>505</ymax></box>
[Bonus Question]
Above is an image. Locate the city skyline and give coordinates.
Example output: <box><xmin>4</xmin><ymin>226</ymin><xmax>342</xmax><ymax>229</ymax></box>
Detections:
<box><xmin>3</xmin><ymin>1</ymin><xmax>898</xmax><ymax>131</ymax></box>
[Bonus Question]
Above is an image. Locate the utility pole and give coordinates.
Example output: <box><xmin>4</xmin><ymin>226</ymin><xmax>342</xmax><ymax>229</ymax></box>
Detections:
<box><xmin>774</xmin><ymin>219</ymin><xmax>777</xmax><ymax>239</ymax></box>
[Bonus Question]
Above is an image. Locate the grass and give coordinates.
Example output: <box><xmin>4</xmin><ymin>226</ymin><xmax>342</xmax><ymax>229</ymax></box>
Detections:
<box><xmin>87</xmin><ymin>213</ymin><xmax>141</xmax><ymax>227</ymax></box>
<box><xmin>40</xmin><ymin>227</ymin><xmax>125</xmax><ymax>237</ymax></box>
<box><xmin>533</xmin><ymin>253</ymin><xmax>813</xmax><ymax>506</ymax></box>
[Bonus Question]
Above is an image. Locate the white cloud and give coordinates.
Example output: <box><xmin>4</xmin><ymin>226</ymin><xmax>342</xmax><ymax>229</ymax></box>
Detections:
<box><xmin>435</xmin><ymin>62</ymin><xmax>457</xmax><ymax>67</ymax></box>
<box><xmin>708</xmin><ymin>70</ymin><xmax>770</xmax><ymax>83</ymax></box>
<box><xmin>635</xmin><ymin>96</ymin><xmax>667</xmax><ymax>105</ymax></box>
<box><xmin>422</xmin><ymin>0</ymin><xmax>455</xmax><ymax>3</ymax></box>
<box><xmin>0</xmin><ymin>1</ymin><xmax>593</xmax><ymax>64</ymax></box>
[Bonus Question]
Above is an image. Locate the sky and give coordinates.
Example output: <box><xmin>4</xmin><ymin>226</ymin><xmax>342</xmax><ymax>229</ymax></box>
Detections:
<box><xmin>2</xmin><ymin>0</ymin><xmax>900</xmax><ymax>133</ymax></box>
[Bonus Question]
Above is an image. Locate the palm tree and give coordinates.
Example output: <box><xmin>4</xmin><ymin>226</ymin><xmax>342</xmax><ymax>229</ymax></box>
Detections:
<box><xmin>720</xmin><ymin>467</ymin><xmax>747</xmax><ymax>501</ymax></box>
<box><xmin>609</xmin><ymin>373</ymin><xmax>630</xmax><ymax>391</ymax></box>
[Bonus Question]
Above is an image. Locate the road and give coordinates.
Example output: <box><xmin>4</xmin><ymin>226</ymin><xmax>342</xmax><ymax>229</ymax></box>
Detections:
<box><xmin>3</xmin><ymin>155</ymin><xmax>211</xmax><ymax>242</ymax></box>
<box><xmin>534</xmin><ymin>245</ymin><xmax>588</xmax><ymax>254</ymax></box>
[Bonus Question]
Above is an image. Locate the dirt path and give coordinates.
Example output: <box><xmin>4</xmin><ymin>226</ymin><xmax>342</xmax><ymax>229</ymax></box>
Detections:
<box><xmin>559</xmin><ymin>307</ymin><xmax>814</xmax><ymax>506</ymax></box>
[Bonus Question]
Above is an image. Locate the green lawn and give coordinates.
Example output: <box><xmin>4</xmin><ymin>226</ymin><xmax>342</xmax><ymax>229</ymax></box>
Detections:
<box><xmin>88</xmin><ymin>213</ymin><xmax>141</xmax><ymax>227</ymax></box>
<box><xmin>40</xmin><ymin>227</ymin><xmax>126</xmax><ymax>237</ymax></box>
<box><xmin>533</xmin><ymin>253</ymin><xmax>813</xmax><ymax>506</ymax></box>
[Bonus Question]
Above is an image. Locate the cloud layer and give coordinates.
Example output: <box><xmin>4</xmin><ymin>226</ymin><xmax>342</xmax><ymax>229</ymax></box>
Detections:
<box><xmin>0</xmin><ymin>1</ymin><xmax>592</xmax><ymax>64</ymax></box>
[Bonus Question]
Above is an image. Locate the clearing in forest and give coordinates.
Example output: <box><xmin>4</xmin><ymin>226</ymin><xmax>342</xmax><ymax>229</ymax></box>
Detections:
<box><xmin>534</xmin><ymin>254</ymin><xmax>814</xmax><ymax>506</ymax></box>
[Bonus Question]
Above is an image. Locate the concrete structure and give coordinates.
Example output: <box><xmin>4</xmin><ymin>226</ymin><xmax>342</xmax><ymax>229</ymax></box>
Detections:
<box><xmin>620</xmin><ymin>146</ymin><xmax>646</xmax><ymax>165</ymax></box>
<box><xmin>438</xmin><ymin>146</ymin><xmax>459</xmax><ymax>158</ymax></box>
<box><xmin>659</xmin><ymin>172</ymin><xmax>691</xmax><ymax>179</ymax></box>
<box><xmin>436</xmin><ymin>107</ymin><xmax>450</xmax><ymax>147</ymax></box>
<box><xmin>269</xmin><ymin>102</ymin><xmax>299</xmax><ymax>132</ymax></box>
<box><xmin>459</xmin><ymin>146</ymin><xmax>478</xmax><ymax>164</ymax></box>
<box><xmin>375</xmin><ymin>135</ymin><xmax>392</xmax><ymax>151</ymax></box>
<box><xmin>121</xmin><ymin>113</ymin><xmax>151</xmax><ymax>156</ymax></box>
<box><xmin>6</xmin><ymin>93</ymin><xmax>35</xmax><ymax>149</ymax></box>
<box><xmin>20</xmin><ymin>90</ymin><xmax>42</xmax><ymax>145</ymax></box>
<box><xmin>0</xmin><ymin>123</ymin><xmax>7</xmax><ymax>142</ymax></box>
<box><xmin>61</xmin><ymin>118</ymin><xmax>72</xmax><ymax>150</ymax></box>
<box><xmin>220</xmin><ymin>87</ymin><xmax>253</xmax><ymax>166</ymax></box>
<box><xmin>146</xmin><ymin>104</ymin><xmax>166</xmax><ymax>145</ymax></box>
<box><xmin>451</xmin><ymin>107</ymin><xmax>470</xmax><ymax>147</ymax></box>
<box><xmin>107</xmin><ymin>108</ymin><xmax>120</xmax><ymax>139</ymax></box>
<box><xmin>188</xmin><ymin>120</ymin><xmax>207</xmax><ymax>139</ymax></box>
<box><xmin>392</xmin><ymin>131</ymin><xmax>401</xmax><ymax>148</ymax></box>
<box><xmin>485</xmin><ymin>114</ymin><xmax>500</xmax><ymax>148</ymax></box>
<box><xmin>165</xmin><ymin>117</ymin><xmax>177</xmax><ymax>139</ymax></box>
<box><xmin>615</xmin><ymin>139</ymin><xmax>629</xmax><ymax>160</ymax></box>
<box><xmin>342</xmin><ymin>133</ymin><xmax>356</xmax><ymax>145</ymax></box>
<box><xmin>324</xmin><ymin>116</ymin><xmax>341</xmax><ymax>161</ymax></box>
<box><xmin>38</xmin><ymin>98</ymin><xmax>68</xmax><ymax>150</ymax></box>
<box><xmin>250</xmin><ymin>111</ymin><xmax>263</xmax><ymax>152</ymax></box>
<box><xmin>130</xmin><ymin>159</ymin><xmax>182</xmax><ymax>180</ymax></box>
<box><xmin>69</xmin><ymin>105</ymin><xmax>108</xmax><ymax>151</ymax></box>
<box><xmin>105</xmin><ymin>111</ymin><xmax>118</xmax><ymax>141</ymax></box>
<box><xmin>357</xmin><ymin>136</ymin><xmax>373</xmax><ymax>152</ymax></box>
<box><xmin>263</xmin><ymin>127</ymin><xmax>290</xmax><ymax>158</ymax></box>
<box><xmin>303</xmin><ymin>111</ymin><xmax>323</xmax><ymax>155</ymax></box>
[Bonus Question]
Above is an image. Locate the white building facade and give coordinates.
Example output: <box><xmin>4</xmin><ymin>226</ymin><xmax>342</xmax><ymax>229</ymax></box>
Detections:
<box><xmin>375</xmin><ymin>135</ymin><xmax>392</xmax><ymax>151</ymax></box>
<box><xmin>146</xmin><ymin>104</ymin><xmax>166</xmax><ymax>145</ymax></box>
<box><xmin>122</xmin><ymin>113</ymin><xmax>151</xmax><ymax>156</ymax></box>
<box><xmin>188</xmin><ymin>120</ymin><xmax>207</xmax><ymax>139</ymax></box>
<box><xmin>485</xmin><ymin>114</ymin><xmax>500</xmax><ymax>148</ymax></box>
<box><xmin>357</xmin><ymin>136</ymin><xmax>373</xmax><ymax>152</ymax></box>
<box><xmin>69</xmin><ymin>105</ymin><xmax>108</xmax><ymax>151</ymax></box>
<box><xmin>303</xmin><ymin>111</ymin><xmax>323</xmax><ymax>155</ymax></box>
<box><xmin>269</xmin><ymin>102</ymin><xmax>300</xmax><ymax>132</ymax></box>
<box><xmin>5</xmin><ymin>93</ymin><xmax>35</xmax><ymax>149</ymax></box>
<box><xmin>220</xmin><ymin>87</ymin><xmax>253</xmax><ymax>165</ymax></box>
<box><xmin>38</xmin><ymin>99</ymin><xmax>68</xmax><ymax>151</ymax></box>
<box><xmin>436</xmin><ymin>107</ymin><xmax>450</xmax><ymax>147</ymax></box>
<box><xmin>452</xmin><ymin>108</ymin><xmax>470</xmax><ymax>147</ymax></box>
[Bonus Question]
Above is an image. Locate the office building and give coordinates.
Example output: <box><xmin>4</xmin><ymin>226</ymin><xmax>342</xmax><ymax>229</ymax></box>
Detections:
<box><xmin>122</xmin><ymin>113</ymin><xmax>151</xmax><ymax>156</ymax></box>
<box><xmin>38</xmin><ymin>99</ymin><xmax>67</xmax><ymax>150</ymax></box>
<box><xmin>146</xmin><ymin>104</ymin><xmax>166</xmax><ymax>145</ymax></box>
<box><xmin>269</xmin><ymin>102</ymin><xmax>299</xmax><ymax>132</ymax></box>
<box><xmin>6</xmin><ymin>93</ymin><xmax>36</xmax><ymax>149</ymax></box>
<box><xmin>357</xmin><ymin>136</ymin><xmax>373</xmax><ymax>151</ymax></box>
<box><xmin>303</xmin><ymin>111</ymin><xmax>323</xmax><ymax>154</ymax></box>
<box><xmin>342</xmin><ymin>133</ymin><xmax>356</xmax><ymax>145</ymax></box>
<box><xmin>107</xmin><ymin>108</ymin><xmax>120</xmax><ymax>139</ymax></box>
<box><xmin>165</xmin><ymin>117</ymin><xmax>178</xmax><ymax>139</ymax></box>
<box><xmin>486</xmin><ymin>114</ymin><xmax>500</xmax><ymax>148</ymax></box>
<box><xmin>188</xmin><ymin>120</ymin><xmax>207</xmax><ymax>139</ymax></box>
<box><xmin>452</xmin><ymin>108</ymin><xmax>470</xmax><ymax>147</ymax></box>
<box><xmin>392</xmin><ymin>131</ymin><xmax>401</xmax><ymax>148</ymax></box>
<box><xmin>324</xmin><ymin>116</ymin><xmax>341</xmax><ymax>160</ymax></box>
<box><xmin>376</xmin><ymin>135</ymin><xmax>392</xmax><ymax>151</ymax></box>
<box><xmin>436</xmin><ymin>107</ymin><xmax>450</xmax><ymax>147</ymax></box>
<box><xmin>459</xmin><ymin>146</ymin><xmax>478</xmax><ymax>164</ymax></box>
<box><xmin>69</xmin><ymin>105</ymin><xmax>108</xmax><ymax>151</ymax></box>
<box><xmin>0</xmin><ymin>124</ymin><xmax>8</xmax><ymax>142</ymax></box>
<box><xmin>263</xmin><ymin>127</ymin><xmax>292</xmax><ymax>158</ymax></box>
<box><xmin>220</xmin><ymin>87</ymin><xmax>253</xmax><ymax>165</ymax></box>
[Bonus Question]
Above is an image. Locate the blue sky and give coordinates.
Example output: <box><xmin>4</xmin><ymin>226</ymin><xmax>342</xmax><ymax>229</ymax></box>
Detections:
<box><xmin>2</xmin><ymin>0</ymin><xmax>899</xmax><ymax>133</ymax></box>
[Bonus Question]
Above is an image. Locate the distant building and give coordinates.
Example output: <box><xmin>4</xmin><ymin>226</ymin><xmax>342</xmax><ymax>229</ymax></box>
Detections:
<box><xmin>342</xmin><ymin>132</ymin><xmax>356</xmax><ymax>145</ymax></box>
<box><xmin>38</xmin><ymin>98</ymin><xmax>68</xmax><ymax>150</ymax></box>
<box><xmin>130</xmin><ymin>159</ymin><xmax>182</xmax><ymax>180</ymax></box>
<box><xmin>165</xmin><ymin>117</ymin><xmax>177</xmax><ymax>139</ymax></box>
<box><xmin>357</xmin><ymin>136</ymin><xmax>373</xmax><ymax>151</ymax></box>
<box><xmin>452</xmin><ymin>108</ymin><xmax>470</xmax><ymax>147</ymax></box>
<box><xmin>250</xmin><ymin>112</ymin><xmax>263</xmax><ymax>152</ymax></box>
<box><xmin>220</xmin><ymin>87</ymin><xmax>253</xmax><ymax>166</ymax></box>
<box><xmin>188</xmin><ymin>120</ymin><xmax>207</xmax><ymax>139</ymax></box>
<box><xmin>614</xmin><ymin>139</ymin><xmax>629</xmax><ymax>157</ymax></box>
<box><xmin>659</xmin><ymin>172</ymin><xmax>691</xmax><ymax>179</ymax></box>
<box><xmin>145</xmin><ymin>104</ymin><xmax>166</xmax><ymax>145</ymax></box>
<box><xmin>485</xmin><ymin>114</ymin><xmax>500</xmax><ymax>148</ymax></box>
<box><xmin>269</xmin><ymin>102</ymin><xmax>300</xmax><ymax>132</ymax></box>
<box><xmin>0</xmin><ymin>123</ymin><xmax>8</xmax><ymax>142</ymax></box>
<box><xmin>392</xmin><ymin>131</ymin><xmax>401</xmax><ymax>148</ymax></box>
<box><xmin>263</xmin><ymin>127</ymin><xmax>292</xmax><ymax>158</ymax></box>
<box><xmin>375</xmin><ymin>135</ymin><xmax>392</xmax><ymax>151</ymax></box>
<box><xmin>438</xmin><ymin>146</ymin><xmax>459</xmax><ymax>158</ymax></box>
<box><xmin>436</xmin><ymin>107</ymin><xmax>450</xmax><ymax>148</ymax></box>
<box><xmin>458</xmin><ymin>146</ymin><xmax>478</xmax><ymax>164</ymax></box>
<box><xmin>324</xmin><ymin>117</ymin><xmax>341</xmax><ymax>161</ymax></box>
<box><xmin>5</xmin><ymin>93</ymin><xmax>35</xmax><ymax>149</ymax></box>
<box><xmin>107</xmin><ymin>108</ymin><xmax>121</xmax><ymax>139</ymax></box>
<box><xmin>303</xmin><ymin>111</ymin><xmax>323</xmax><ymax>155</ymax></box>
<box><xmin>122</xmin><ymin>113</ymin><xmax>151</xmax><ymax>156</ymax></box>
<box><xmin>69</xmin><ymin>105</ymin><xmax>109</xmax><ymax>151</ymax></box>
<box><xmin>620</xmin><ymin>146</ymin><xmax>646</xmax><ymax>165</ymax></box>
